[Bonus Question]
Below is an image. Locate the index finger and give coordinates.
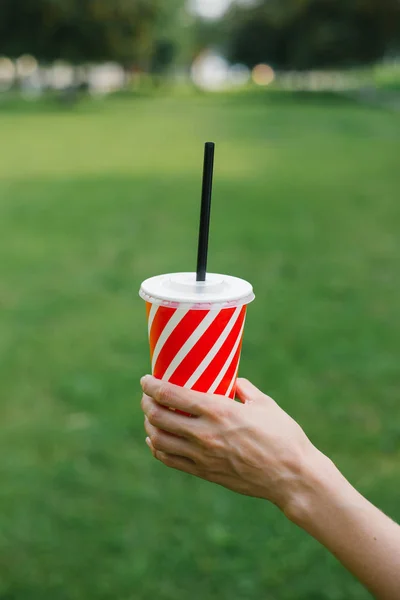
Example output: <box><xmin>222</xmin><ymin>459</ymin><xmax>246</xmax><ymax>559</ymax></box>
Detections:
<box><xmin>140</xmin><ymin>375</ymin><xmax>217</xmax><ymax>416</ymax></box>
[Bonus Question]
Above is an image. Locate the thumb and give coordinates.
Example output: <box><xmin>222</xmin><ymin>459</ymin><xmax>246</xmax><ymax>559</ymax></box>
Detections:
<box><xmin>236</xmin><ymin>378</ymin><xmax>272</xmax><ymax>404</ymax></box>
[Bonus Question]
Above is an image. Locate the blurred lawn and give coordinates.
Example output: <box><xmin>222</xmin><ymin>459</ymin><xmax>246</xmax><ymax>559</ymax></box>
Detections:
<box><xmin>0</xmin><ymin>91</ymin><xmax>400</xmax><ymax>600</ymax></box>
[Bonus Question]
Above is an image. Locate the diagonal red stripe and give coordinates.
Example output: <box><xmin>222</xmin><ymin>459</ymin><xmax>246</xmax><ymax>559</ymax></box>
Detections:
<box><xmin>146</xmin><ymin>302</ymin><xmax>152</xmax><ymax>320</ymax></box>
<box><xmin>214</xmin><ymin>341</ymin><xmax>243</xmax><ymax>398</ymax></box>
<box><xmin>149</xmin><ymin>306</ymin><xmax>177</xmax><ymax>360</ymax></box>
<box><xmin>191</xmin><ymin>306</ymin><xmax>246</xmax><ymax>394</ymax></box>
<box><xmin>168</xmin><ymin>308</ymin><xmax>236</xmax><ymax>388</ymax></box>
<box><xmin>154</xmin><ymin>310</ymin><xmax>209</xmax><ymax>380</ymax></box>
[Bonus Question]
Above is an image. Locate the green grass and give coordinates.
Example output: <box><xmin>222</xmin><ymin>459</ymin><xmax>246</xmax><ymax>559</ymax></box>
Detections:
<box><xmin>0</xmin><ymin>90</ymin><xmax>400</xmax><ymax>599</ymax></box>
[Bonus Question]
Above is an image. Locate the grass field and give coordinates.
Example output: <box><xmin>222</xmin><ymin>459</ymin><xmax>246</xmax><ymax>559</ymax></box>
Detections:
<box><xmin>0</xmin><ymin>90</ymin><xmax>400</xmax><ymax>599</ymax></box>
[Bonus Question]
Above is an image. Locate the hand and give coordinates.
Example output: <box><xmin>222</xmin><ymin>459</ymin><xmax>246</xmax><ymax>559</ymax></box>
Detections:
<box><xmin>140</xmin><ymin>375</ymin><xmax>318</xmax><ymax>516</ymax></box>
<box><xmin>141</xmin><ymin>376</ymin><xmax>400</xmax><ymax>599</ymax></box>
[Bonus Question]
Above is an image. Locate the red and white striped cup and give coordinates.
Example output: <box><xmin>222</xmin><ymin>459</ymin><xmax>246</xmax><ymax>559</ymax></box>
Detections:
<box><xmin>139</xmin><ymin>273</ymin><xmax>255</xmax><ymax>399</ymax></box>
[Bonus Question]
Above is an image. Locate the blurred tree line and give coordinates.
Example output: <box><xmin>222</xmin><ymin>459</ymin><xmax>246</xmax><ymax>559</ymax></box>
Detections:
<box><xmin>224</xmin><ymin>0</ymin><xmax>400</xmax><ymax>70</ymax></box>
<box><xmin>0</xmin><ymin>0</ymin><xmax>399</xmax><ymax>72</ymax></box>
<box><xmin>0</xmin><ymin>0</ymin><xmax>187</xmax><ymax>74</ymax></box>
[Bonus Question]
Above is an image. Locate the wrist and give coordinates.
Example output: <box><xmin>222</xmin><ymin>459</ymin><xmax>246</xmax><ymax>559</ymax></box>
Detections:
<box><xmin>280</xmin><ymin>445</ymin><xmax>349</xmax><ymax>529</ymax></box>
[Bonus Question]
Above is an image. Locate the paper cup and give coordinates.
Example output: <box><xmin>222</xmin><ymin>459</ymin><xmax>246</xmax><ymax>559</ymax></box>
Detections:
<box><xmin>139</xmin><ymin>273</ymin><xmax>254</xmax><ymax>399</ymax></box>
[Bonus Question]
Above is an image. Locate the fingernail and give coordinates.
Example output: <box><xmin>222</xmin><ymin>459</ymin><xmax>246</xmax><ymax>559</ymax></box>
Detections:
<box><xmin>145</xmin><ymin>436</ymin><xmax>151</xmax><ymax>447</ymax></box>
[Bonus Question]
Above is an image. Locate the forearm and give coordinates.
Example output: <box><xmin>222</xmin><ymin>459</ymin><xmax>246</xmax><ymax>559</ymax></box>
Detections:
<box><xmin>140</xmin><ymin>375</ymin><xmax>400</xmax><ymax>597</ymax></box>
<box><xmin>286</xmin><ymin>449</ymin><xmax>400</xmax><ymax>600</ymax></box>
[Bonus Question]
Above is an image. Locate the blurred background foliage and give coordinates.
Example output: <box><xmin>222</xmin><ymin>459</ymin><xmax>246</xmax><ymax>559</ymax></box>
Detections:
<box><xmin>1</xmin><ymin>0</ymin><xmax>399</xmax><ymax>73</ymax></box>
<box><xmin>226</xmin><ymin>0</ymin><xmax>400</xmax><ymax>69</ymax></box>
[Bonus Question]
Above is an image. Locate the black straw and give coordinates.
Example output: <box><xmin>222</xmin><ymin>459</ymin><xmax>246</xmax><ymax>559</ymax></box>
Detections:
<box><xmin>196</xmin><ymin>142</ymin><xmax>215</xmax><ymax>282</ymax></box>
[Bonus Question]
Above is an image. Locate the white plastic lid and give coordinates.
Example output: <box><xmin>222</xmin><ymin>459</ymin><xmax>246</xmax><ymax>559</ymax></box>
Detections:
<box><xmin>139</xmin><ymin>272</ymin><xmax>255</xmax><ymax>310</ymax></box>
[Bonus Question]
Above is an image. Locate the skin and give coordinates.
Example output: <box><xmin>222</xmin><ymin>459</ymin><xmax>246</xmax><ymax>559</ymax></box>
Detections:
<box><xmin>141</xmin><ymin>375</ymin><xmax>400</xmax><ymax>600</ymax></box>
